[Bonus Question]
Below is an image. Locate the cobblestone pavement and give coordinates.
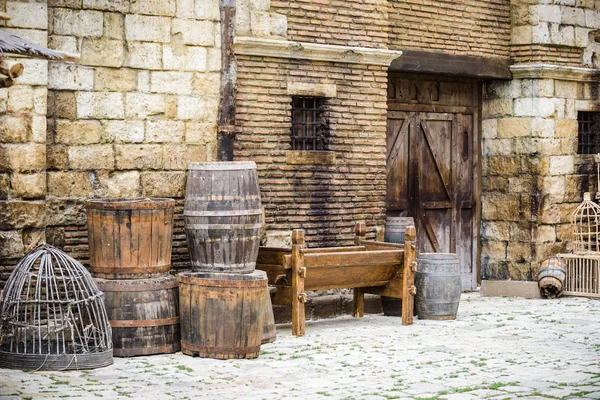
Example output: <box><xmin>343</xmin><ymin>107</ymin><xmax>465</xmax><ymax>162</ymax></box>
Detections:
<box><xmin>1</xmin><ymin>293</ymin><xmax>599</xmax><ymax>400</ymax></box>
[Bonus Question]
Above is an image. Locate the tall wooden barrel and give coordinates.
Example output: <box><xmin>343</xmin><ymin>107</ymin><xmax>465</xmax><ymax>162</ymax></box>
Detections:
<box><xmin>415</xmin><ymin>253</ymin><xmax>461</xmax><ymax>320</ymax></box>
<box><xmin>178</xmin><ymin>270</ymin><xmax>267</xmax><ymax>359</ymax></box>
<box><xmin>381</xmin><ymin>217</ymin><xmax>415</xmax><ymax>316</ymax></box>
<box><xmin>384</xmin><ymin>217</ymin><xmax>415</xmax><ymax>244</ymax></box>
<box><xmin>86</xmin><ymin>198</ymin><xmax>175</xmax><ymax>279</ymax></box>
<box><xmin>538</xmin><ymin>257</ymin><xmax>566</xmax><ymax>299</ymax></box>
<box><xmin>262</xmin><ymin>287</ymin><xmax>276</xmax><ymax>344</ymax></box>
<box><xmin>184</xmin><ymin>162</ymin><xmax>262</xmax><ymax>274</ymax></box>
<box><xmin>95</xmin><ymin>275</ymin><xmax>180</xmax><ymax>357</ymax></box>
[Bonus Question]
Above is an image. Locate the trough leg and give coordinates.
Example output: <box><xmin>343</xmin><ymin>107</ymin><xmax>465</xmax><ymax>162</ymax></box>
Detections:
<box><xmin>291</xmin><ymin>229</ymin><xmax>306</xmax><ymax>336</ymax></box>
<box><xmin>353</xmin><ymin>288</ymin><xmax>364</xmax><ymax>317</ymax></box>
<box><xmin>402</xmin><ymin>226</ymin><xmax>417</xmax><ymax>326</ymax></box>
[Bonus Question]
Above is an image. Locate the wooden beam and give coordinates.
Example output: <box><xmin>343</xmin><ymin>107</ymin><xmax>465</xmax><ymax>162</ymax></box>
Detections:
<box><xmin>0</xmin><ymin>12</ymin><xmax>11</xmax><ymax>21</ymax></box>
<box><xmin>0</xmin><ymin>59</ymin><xmax>23</xmax><ymax>79</ymax></box>
<box><xmin>0</xmin><ymin>78</ymin><xmax>14</xmax><ymax>88</ymax></box>
<box><xmin>217</xmin><ymin>0</ymin><xmax>236</xmax><ymax>161</ymax></box>
<box><xmin>389</xmin><ymin>50</ymin><xmax>512</xmax><ymax>80</ymax></box>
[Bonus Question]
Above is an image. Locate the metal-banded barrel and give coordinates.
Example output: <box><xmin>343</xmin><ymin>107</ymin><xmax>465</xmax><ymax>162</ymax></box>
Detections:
<box><xmin>538</xmin><ymin>257</ymin><xmax>566</xmax><ymax>299</ymax></box>
<box><xmin>415</xmin><ymin>253</ymin><xmax>461</xmax><ymax>320</ymax></box>
<box><xmin>95</xmin><ymin>275</ymin><xmax>180</xmax><ymax>357</ymax></box>
<box><xmin>178</xmin><ymin>270</ymin><xmax>267</xmax><ymax>359</ymax></box>
<box><xmin>184</xmin><ymin>162</ymin><xmax>263</xmax><ymax>274</ymax></box>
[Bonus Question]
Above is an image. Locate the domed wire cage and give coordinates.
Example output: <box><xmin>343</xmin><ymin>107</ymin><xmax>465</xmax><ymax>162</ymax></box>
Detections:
<box><xmin>571</xmin><ymin>192</ymin><xmax>600</xmax><ymax>254</ymax></box>
<box><xmin>0</xmin><ymin>244</ymin><xmax>113</xmax><ymax>370</ymax></box>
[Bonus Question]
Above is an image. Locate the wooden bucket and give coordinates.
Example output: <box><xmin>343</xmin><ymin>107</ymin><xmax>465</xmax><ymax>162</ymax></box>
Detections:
<box><xmin>184</xmin><ymin>162</ymin><xmax>263</xmax><ymax>274</ymax></box>
<box><xmin>178</xmin><ymin>270</ymin><xmax>267</xmax><ymax>359</ymax></box>
<box><xmin>262</xmin><ymin>287</ymin><xmax>276</xmax><ymax>344</ymax></box>
<box><xmin>86</xmin><ymin>198</ymin><xmax>175</xmax><ymax>279</ymax></box>
<box><xmin>538</xmin><ymin>257</ymin><xmax>566</xmax><ymax>299</ymax></box>
<box><xmin>381</xmin><ymin>217</ymin><xmax>415</xmax><ymax>316</ymax></box>
<box><xmin>415</xmin><ymin>253</ymin><xmax>461</xmax><ymax>320</ymax></box>
<box><xmin>95</xmin><ymin>275</ymin><xmax>180</xmax><ymax>357</ymax></box>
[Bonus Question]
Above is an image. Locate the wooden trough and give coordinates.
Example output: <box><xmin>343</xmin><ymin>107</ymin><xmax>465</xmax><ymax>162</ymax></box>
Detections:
<box><xmin>256</xmin><ymin>222</ymin><xmax>417</xmax><ymax>336</ymax></box>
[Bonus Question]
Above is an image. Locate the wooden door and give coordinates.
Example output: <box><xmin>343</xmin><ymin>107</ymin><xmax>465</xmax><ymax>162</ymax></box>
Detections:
<box><xmin>387</xmin><ymin>76</ymin><xmax>480</xmax><ymax>290</ymax></box>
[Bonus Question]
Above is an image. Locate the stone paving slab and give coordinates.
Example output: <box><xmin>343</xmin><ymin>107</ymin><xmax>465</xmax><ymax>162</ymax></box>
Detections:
<box><xmin>0</xmin><ymin>293</ymin><xmax>599</xmax><ymax>399</ymax></box>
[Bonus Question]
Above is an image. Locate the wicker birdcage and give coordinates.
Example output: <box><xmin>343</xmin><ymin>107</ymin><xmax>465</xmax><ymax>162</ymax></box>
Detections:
<box><xmin>0</xmin><ymin>244</ymin><xmax>113</xmax><ymax>370</ymax></box>
<box><xmin>571</xmin><ymin>192</ymin><xmax>600</xmax><ymax>254</ymax></box>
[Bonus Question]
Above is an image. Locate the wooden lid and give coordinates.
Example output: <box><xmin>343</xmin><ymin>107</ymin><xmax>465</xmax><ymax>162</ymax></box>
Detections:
<box><xmin>86</xmin><ymin>197</ymin><xmax>175</xmax><ymax>210</ymax></box>
<box><xmin>187</xmin><ymin>161</ymin><xmax>256</xmax><ymax>171</ymax></box>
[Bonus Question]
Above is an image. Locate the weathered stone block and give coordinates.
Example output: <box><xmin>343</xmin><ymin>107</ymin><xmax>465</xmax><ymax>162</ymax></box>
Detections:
<box><xmin>130</xmin><ymin>0</ymin><xmax>176</xmax><ymax>16</ymax></box>
<box><xmin>548</xmin><ymin>155</ymin><xmax>575</xmax><ymax>175</ymax></box>
<box><xmin>537</xmin><ymin>4</ymin><xmax>562</xmax><ymax>23</ymax></box>
<box><xmin>146</xmin><ymin>121</ymin><xmax>185</xmax><ymax>143</ymax></box>
<box><xmin>0</xmin><ymin>144</ymin><xmax>46</xmax><ymax>172</ymax></box>
<box><xmin>7</xmin><ymin>2</ymin><xmax>47</xmax><ymax>30</ymax></box>
<box><xmin>192</xmin><ymin>72</ymin><xmax>220</xmax><ymax>96</ymax></box>
<box><xmin>31</xmin><ymin>117</ymin><xmax>46</xmax><ymax>144</ymax></box>
<box><xmin>542</xmin><ymin>176</ymin><xmax>566</xmax><ymax>196</ymax></box>
<box><xmin>47</xmin><ymin>145</ymin><xmax>68</xmax><ymax>170</ymax></box>
<box><xmin>251</xmin><ymin>11</ymin><xmax>271</xmax><ymax>37</ymax></box>
<box><xmin>115</xmin><ymin>145</ymin><xmax>163</xmax><ymax>170</ymax></box>
<box><xmin>150</xmin><ymin>71</ymin><xmax>193</xmax><ymax>95</ymax></box>
<box><xmin>497</xmin><ymin>118</ymin><xmax>531</xmax><ymax>138</ymax></box>
<box><xmin>481</xmin><ymin>240</ymin><xmax>507</xmax><ymax>262</ymax></box>
<box><xmin>138</xmin><ymin>70</ymin><xmax>151</xmax><ymax>93</ymax></box>
<box><xmin>77</xmin><ymin>92</ymin><xmax>125</xmax><ymax>119</ymax></box>
<box><xmin>45</xmin><ymin>199</ymin><xmax>86</xmax><ymax>226</ymax></box>
<box><xmin>508</xmin><ymin>262</ymin><xmax>532</xmax><ymax>281</ymax></box>
<box><xmin>481</xmin><ymin>221</ymin><xmax>509</xmax><ymax>241</ymax></box>
<box><xmin>125</xmin><ymin>93</ymin><xmax>165</xmax><ymax>119</ymax></box>
<box><xmin>15</xmin><ymin>59</ymin><xmax>48</xmax><ymax>86</ymax></box>
<box><xmin>531</xmin><ymin>118</ymin><xmax>555</xmax><ymax>138</ymax></box>
<box><xmin>488</xmin><ymin>156</ymin><xmax>520</xmax><ymax>176</ymax></box>
<box><xmin>555</xmin><ymin>119</ymin><xmax>578</xmax><ymax>137</ymax></box>
<box><xmin>172</xmin><ymin>19</ymin><xmax>215</xmax><ymax>45</ymax></box>
<box><xmin>554</xmin><ymin>81</ymin><xmax>578</xmax><ymax>99</ymax></box>
<box><xmin>539</xmin><ymin>195</ymin><xmax>562</xmax><ymax>224</ymax></box>
<box><xmin>53</xmin><ymin>91</ymin><xmax>77</xmax><ymax>119</ymax></box>
<box><xmin>68</xmin><ymin>145</ymin><xmax>115</xmax><ymax>170</ymax></box>
<box><xmin>0</xmin><ymin>201</ymin><xmax>46</xmax><ymax>230</ymax></box>
<box><xmin>510</xmin><ymin>222</ymin><xmax>532</xmax><ymax>242</ymax></box>
<box><xmin>82</xmin><ymin>0</ymin><xmax>129</xmax><ymax>12</ymax></box>
<box><xmin>482</xmin><ymin>193</ymin><xmax>520</xmax><ymax>221</ymax></box>
<box><xmin>48</xmin><ymin>171</ymin><xmax>92</xmax><ymax>197</ymax></box>
<box><xmin>536</xmin><ymin>225</ymin><xmax>556</xmax><ymax>243</ymax></box>
<box><xmin>509</xmin><ymin>176</ymin><xmax>535</xmax><ymax>193</ymax></box>
<box><xmin>562</xmin><ymin>6</ymin><xmax>585</xmax><ymax>25</ymax></box>
<box><xmin>92</xmin><ymin>170</ymin><xmax>141</xmax><ymax>197</ymax></box>
<box><xmin>482</xmin><ymin>176</ymin><xmax>509</xmax><ymax>193</ymax></box>
<box><xmin>52</xmin><ymin>9</ymin><xmax>103</xmax><ymax>37</ymax></box>
<box><xmin>126</xmin><ymin>42</ymin><xmax>162</xmax><ymax>70</ymax></box>
<box><xmin>195</xmin><ymin>1</ymin><xmax>220</xmax><ymax>20</ymax></box>
<box><xmin>22</xmin><ymin>228</ymin><xmax>46</xmax><ymax>252</ymax></box>
<box><xmin>0</xmin><ymin>174</ymin><xmax>8</xmax><ymax>200</ymax></box>
<box><xmin>104</xmin><ymin>12</ymin><xmax>125</xmax><ymax>40</ymax></box>
<box><xmin>48</xmin><ymin>35</ymin><xmax>78</xmax><ymax>53</ymax></box>
<box><xmin>177</xmin><ymin>95</ymin><xmax>218</xmax><ymax>121</ymax></box>
<box><xmin>163</xmin><ymin>145</ymin><xmax>206</xmax><ymax>169</ymax></box>
<box><xmin>7</xmin><ymin>86</ymin><xmax>33</xmax><ymax>113</ymax></box>
<box><xmin>33</xmin><ymin>88</ymin><xmax>47</xmax><ymax>114</ymax></box>
<box><xmin>103</xmin><ymin>121</ymin><xmax>145</xmax><ymax>143</ymax></box>
<box><xmin>207</xmin><ymin>48</ymin><xmax>222</xmax><ymax>72</ymax></box>
<box><xmin>163</xmin><ymin>45</ymin><xmax>207</xmax><ymax>72</ymax></box>
<box><xmin>0</xmin><ymin>115</ymin><xmax>31</xmax><ymax>143</ymax></box>
<box><xmin>532</xmin><ymin>22</ymin><xmax>551</xmax><ymax>43</ymax></box>
<box><xmin>125</xmin><ymin>15</ymin><xmax>171</xmax><ymax>43</ymax></box>
<box><xmin>95</xmin><ymin>68</ymin><xmax>137</xmax><ymax>92</ymax></box>
<box><xmin>481</xmin><ymin>119</ymin><xmax>498</xmax><ymax>140</ymax></box>
<box><xmin>271</xmin><ymin>13</ymin><xmax>287</xmax><ymax>37</ymax></box>
<box><xmin>0</xmin><ymin>230</ymin><xmax>24</xmax><ymax>258</ymax></box>
<box><xmin>550</xmin><ymin>23</ymin><xmax>575</xmax><ymax>46</ymax></box>
<box><xmin>185</xmin><ymin>122</ymin><xmax>218</xmax><ymax>144</ymax></box>
<box><xmin>482</xmin><ymin>99</ymin><xmax>512</xmax><ymax>118</ymax></box>
<box><xmin>11</xmin><ymin>173</ymin><xmax>46</xmax><ymax>199</ymax></box>
<box><xmin>585</xmin><ymin>9</ymin><xmax>600</xmax><ymax>29</ymax></box>
<box><xmin>141</xmin><ymin>171</ymin><xmax>186</xmax><ymax>197</ymax></box>
<box><xmin>507</xmin><ymin>242</ymin><xmax>531</xmax><ymax>262</ymax></box>
<box><xmin>56</xmin><ymin>120</ymin><xmax>102</xmax><ymax>144</ymax></box>
<box><xmin>81</xmin><ymin>38</ymin><xmax>125</xmax><ymax>67</ymax></box>
<box><xmin>482</xmin><ymin>138</ymin><xmax>513</xmax><ymax>156</ymax></box>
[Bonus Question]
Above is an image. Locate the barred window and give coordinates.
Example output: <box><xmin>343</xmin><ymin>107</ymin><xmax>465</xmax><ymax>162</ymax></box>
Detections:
<box><xmin>291</xmin><ymin>97</ymin><xmax>328</xmax><ymax>151</ymax></box>
<box><xmin>578</xmin><ymin>111</ymin><xmax>600</xmax><ymax>155</ymax></box>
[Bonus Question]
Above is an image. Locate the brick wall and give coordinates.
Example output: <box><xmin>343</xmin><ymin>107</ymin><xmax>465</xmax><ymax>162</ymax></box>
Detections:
<box><xmin>0</xmin><ymin>1</ymin><xmax>49</xmax><ymax>284</ymax></box>
<box><xmin>388</xmin><ymin>0</ymin><xmax>511</xmax><ymax>59</ymax></box>
<box><xmin>235</xmin><ymin>56</ymin><xmax>388</xmax><ymax>246</ymax></box>
<box><xmin>43</xmin><ymin>0</ymin><xmax>221</xmax><ymax>268</ymax></box>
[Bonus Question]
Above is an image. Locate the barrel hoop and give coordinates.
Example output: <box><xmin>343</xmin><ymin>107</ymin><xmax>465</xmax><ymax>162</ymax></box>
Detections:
<box><xmin>183</xmin><ymin>209</ymin><xmax>263</xmax><ymax>217</ymax></box>
<box><xmin>178</xmin><ymin>275</ymin><xmax>267</xmax><ymax>288</ymax></box>
<box><xmin>185</xmin><ymin>195</ymin><xmax>261</xmax><ymax>201</ymax></box>
<box><xmin>113</xmin><ymin>344</ymin><xmax>180</xmax><ymax>357</ymax></box>
<box><xmin>86</xmin><ymin>198</ymin><xmax>175</xmax><ymax>210</ymax></box>
<box><xmin>187</xmin><ymin>161</ymin><xmax>256</xmax><ymax>170</ymax></box>
<box><xmin>184</xmin><ymin>223</ymin><xmax>263</xmax><ymax>230</ymax></box>
<box><xmin>90</xmin><ymin>264</ymin><xmax>171</xmax><ymax>274</ymax></box>
<box><xmin>109</xmin><ymin>316</ymin><xmax>180</xmax><ymax>328</ymax></box>
<box><xmin>181</xmin><ymin>341</ymin><xmax>261</xmax><ymax>355</ymax></box>
<box><xmin>95</xmin><ymin>279</ymin><xmax>179</xmax><ymax>292</ymax></box>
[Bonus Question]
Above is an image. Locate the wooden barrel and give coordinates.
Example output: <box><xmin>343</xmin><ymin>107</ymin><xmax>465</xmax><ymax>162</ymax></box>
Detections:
<box><xmin>381</xmin><ymin>217</ymin><xmax>415</xmax><ymax>316</ymax></box>
<box><xmin>178</xmin><ymin>270</ymin><xmax>267</xmax><ymax>359</ymax></box>
<box><xmin>86</xmin><ymin>198</ymin><xmax>175</xmax><ymax>279</ymax></box>
<box><xmin>95</xmin><ymin>275</ymin><xmax>180</xmax><ymax>357</ymax></box>
<box><xmin>538</xmin><ymin>257</ymin><xmax>566</xmax><ymax>299</ymax></box>
<box><xmin>184</xmin><ymin>162</ymin><xmax>262</xmax><ymax>274</ymax></box>
<box><xmin>415</xmin><ymin>253</ymin><xmax>461</xmax><ymax>320</ymax></box>
<box><xmin>262</xmin><ymin>286</ymin><xmax>276</xmax><ymax>344</ymax></box>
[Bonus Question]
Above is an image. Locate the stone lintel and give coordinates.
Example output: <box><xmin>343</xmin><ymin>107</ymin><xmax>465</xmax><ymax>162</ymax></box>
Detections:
<box><xmin>510</xmin><ymin>64</ymin><xmax>599</xmax><ymax>82</ymax></box>
<box><xmin>287</xmin><ymin>81</ymin><xmax>337</xmax><ymax>98</ymax></box>
<box><xmin>234</xmin><ymin>37</ymin><xmax>402</xmax><ymax>66</ymax></box>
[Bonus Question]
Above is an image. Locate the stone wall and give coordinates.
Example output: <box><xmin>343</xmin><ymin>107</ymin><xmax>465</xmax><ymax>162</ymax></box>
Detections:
<box><xmin>44</xmin><ymin>0</ymin><xmax>222</xmax><ymax>267</ymax></box>
<box><xmin>0</xmin><ymin>1</ymin><xmax>49</xmax><ymax>283</ymax></box>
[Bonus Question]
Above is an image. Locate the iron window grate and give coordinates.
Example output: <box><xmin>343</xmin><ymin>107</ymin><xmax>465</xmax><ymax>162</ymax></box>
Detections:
<box><xmin>291</xmin><ymin>97</ymin><xmax>327</xmax><ymax>151</ymax></box>
<box><xmin>578</xmin><ymin>111</ymin><xmax>600</xmax><ymax>155</ymax></box>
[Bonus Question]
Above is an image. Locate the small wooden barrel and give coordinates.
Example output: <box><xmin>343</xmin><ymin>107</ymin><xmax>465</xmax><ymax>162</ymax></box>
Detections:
<box><xmin>95</xmin><ymin>275</ymin><xmax>180</xmax><ymax>357</ymax></box>
<box><xmin>538</xmin><ymin>257</ymin><xmax>566</xmax><ymax>299</ymax></box>
<box><xmin>381</xmin><ymin>217</ymin><xmax>415</xmax><ymax>316</ymax></box>
<box><xmin>184</xmin><ymin>162</ymin><xmax>262</xmax><ymax>274</ymax></box>
<box><xmin>415</xmin><ymin>253</ymin><xmax>461</xmax><ymax>320</ymax></box>
<box><xmin>262</xmin><ymin>287</ymin><xmax>276</xmax><ymax>344</ymax></box>
<box><xmin>87</xmin><ymin>198</ymin><xmax>175</xmax><ymax>279</ymax></box>
<box><xmin>178</xmin><ymin>270</ymin><xmax>267</xmax><ymax>359</ymax></box>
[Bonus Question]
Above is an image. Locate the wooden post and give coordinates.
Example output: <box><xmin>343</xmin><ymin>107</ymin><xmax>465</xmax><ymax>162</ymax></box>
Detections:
<box><xmin>353</xmin><ymin>288</ymin><xmax>364</xmax><ymax>318</ymax></box>
<box><xmin>217</xmin><ymin>0</ymin><xmax>236</xmax><ymax>161</ymax></box>
<box><xmin>354</xmin><ymin>221</ymin><xmax>367</xmax><ymax>246</ymax></box>
<box><xmin>376</xmin><ymin>226</ymin><xmax>385</xmax><ymax>242</ymax></box>
<box><xmin>402</xmin><ymin>226</ymin><xmax>417</xmax><ymax>325</ymax></box>
<box><xmin>291</xmin><ymin>229</ymin><xmax>306</xmax><ymax>336</ymax></box>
